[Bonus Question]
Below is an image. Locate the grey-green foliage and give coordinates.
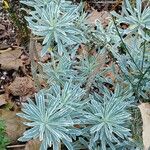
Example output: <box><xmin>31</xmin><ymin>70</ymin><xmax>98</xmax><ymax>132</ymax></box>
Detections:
<box><xmin>21</xmin><ymin>0</ymin><xmax>54</xmax><ymax>7</ymax></box>
<box><xmin>42</xmin><ymin>51</ymin><xmax>106</xmax><ymax>87</ymax></box>
<box><xmin>46</xmin><ymin>82</ymin><xmax>86</xmax><ymax>111</ymax></box>
<box><xmin>112</xmin><ymin>0</ymin><xmax>150</xmax><ymax>40</ymax></box>
<box><xmin>81</xmin><ymin>19</ymin><xmax>121</xmax><ymax>51</ymax></box>
<box><xmin>21</xmin><ymin>0</ymin><xmax>76</xmax><ymax>11</ymax></box>
<box><xmin>41</xmin><ymin>52</ymin><xmax>77</xmax><ymax>86</ymax></box>
<box><xmin>84</xmin><ymin>85</ymin><xmax>132</xmax><ymax>150</ymax></box>
<box><xmin>76</xmin><ymin>55</ymin><xmax>100</xmax><ymax>84</ymax></box>
<box><xmin>93</xmin><ymin>20</ymin><xmax>120</xmax><ymax>48</ymax></box>
<box><xmin>98</xmin><ymin>0</ymin><xmax>150</xmax><ymax>101</ymax></box>
<box><xmin>110</xmin><ymin>35</ymin><xmax>150</xmax><ymax>100</ymax></box>
<box><xmin>21</xmin><ymin>0</ymin><xmax>86</xmax><ymax>56</ymax></box>
<box><xmin>18</xmin><ymin>82</ymin><xmax>132</xmax><ymax>150</ymax></box>
<box><xmin>17</xmin><ymin>82</ymin><xmax>86</xmax><ymax>150</ymax></box>
<box><xmin>17</xmin><ymin>0</ymin><xmax>149</xmax><ymax>149</ymax></box>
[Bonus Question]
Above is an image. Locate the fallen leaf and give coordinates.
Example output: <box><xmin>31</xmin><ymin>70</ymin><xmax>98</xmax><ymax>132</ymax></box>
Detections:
<box><xmin>0</xmin><ymin>24</ymin><xmax>5</xmax><ymax>31</ymax></box>
<box><xmin>138</xmin><ymin>103</ymin><xmax>150</xmax><ymax>150</ymax></box>
<box><xmin>0</xmin><ymin>94</ymin><xmax>7</xmax><ymax>106</ymax></box>
<box><xmin>7</xmin><ymin>76</ymin><xmax>35</xmax><ymax>97</ymax></box>
<box><xmin>25</xmin><ymin>139</ymin><xmax>41</xmax><ymax>150</ymax></box>
<box><xmin>87</xmin><ymin>10</ymin><xmax>111</xmax><ymax>27</ymax></box>
<box><xmin>0</xmin><ymin>48</ymin><xmax>24</xmax><ymax>70</ymax></box>
<box><xmin>0</xmin><ymin>109</ymin><xmax>26</xmax><ymax>143</ymax></box>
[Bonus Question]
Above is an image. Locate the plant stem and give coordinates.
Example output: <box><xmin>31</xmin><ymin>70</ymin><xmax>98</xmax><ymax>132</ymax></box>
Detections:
<box><xmin>29</xmin><ymin>34</ymin><xmax>41</xmax><ymax>91</ymax></box>
<box><xmin>33</xmin><ymin>40</ymin><xmax>44</xmax><ymax>75</ymax></box>
<box><xmin>141</xmin><ymin>37</ymin><xmax>146</xmax><ymax>71</ymax></box>
<box><xmin>136</xmin><ymin>66</ymin><xmax>150</xmax><ymax>94</ymax></box>
<box><xmin>112</xmin><ymin>17</ymin><xmax>143</xmax><ymax>75</ymax></box>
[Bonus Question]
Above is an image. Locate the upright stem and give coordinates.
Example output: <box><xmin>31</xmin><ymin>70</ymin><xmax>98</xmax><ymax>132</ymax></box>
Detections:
<box><xmin>112</xmin><ymin>17</ymin><xmax>143</xmax><ymax>75</ymax></box>
<box><xmin>136</xmin><ymin>66</ymin><xmax>150</xmax><ymax>94</ymax></box>
<box><xmin>29</xmin><ymin>34</ymin><xmax>41</xmax><ymax>91</ymax></box>
<box><xmin>141</xmin><ymin>37</ymin><xmax>146</xmax><ymax>71</ymax></box>
<box><xmin>33</xmin><ymin>40</ymin><xmax>44</xmax><ymax>75</ymax></box>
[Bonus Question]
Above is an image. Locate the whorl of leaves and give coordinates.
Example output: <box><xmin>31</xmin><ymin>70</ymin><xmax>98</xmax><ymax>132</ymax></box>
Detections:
<box><xmin>21</xmin><ymin>0</ymin><xmax>86</xmax><ymax>56</ymax></box>
<box><xmin>17</xmin><ymin>83</ymin><xmax>86</xmax><ymax>150</ymax></box>
<box><xmin>84</xmin><ymin>85</ymin><xmax>132</xmax><ymax>149</ymax></box>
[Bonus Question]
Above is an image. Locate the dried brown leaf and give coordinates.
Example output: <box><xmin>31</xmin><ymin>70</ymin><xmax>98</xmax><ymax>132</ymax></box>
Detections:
<box><xmin>0</xmin><ymin>109</ymin><xmax>26</xmax><ymax>143</ymax></box>
<box><xmin>0</xmin><ymin>24</ymin><xmax>5</xmax><ymax>31</ymax></box>
<box><xmin>0</xmin><ymin>48</ymin><xmax>24</xmax><ymax>70</ymax></box>
<box><xmin>7</xmin><ymin>76</ymin><xmax>35</xmax><ymax>97</ymax></box>
<box><xmin>138</xmin><ymin>103</ymin><xmax>150</xmax><ymax>150</ymax></box>
<box><xmin>0</xmin><ymin>94</ymin><xmax>7</xmax><ymax>106</ymax></box>
<box><xmin>87</xmin><ymin>10</ymin><xmax>111</xmax><ymax>27</ymax></box>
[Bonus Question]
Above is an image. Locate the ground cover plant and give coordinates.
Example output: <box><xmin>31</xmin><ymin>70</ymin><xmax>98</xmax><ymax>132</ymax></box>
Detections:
<box><xmin>0</xmin><ymin>119</ymin><xmax>10</xmax><ymax>149</ymax></box>
<box><xmin>0</xmin><ymin>0</ymin><xmax>150</xmax><ymax>149</ymax></box>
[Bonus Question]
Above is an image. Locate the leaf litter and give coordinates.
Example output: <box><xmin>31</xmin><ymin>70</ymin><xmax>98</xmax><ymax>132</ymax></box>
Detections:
<box><xmin>0</xmin><ymin>48</ymin><xmax>24</xmax><ymax>70</ymax></box>
<box><xmin>0</xmin><ymin>109</ymin><xmax>26</xmax><ymax>143</ymax></box>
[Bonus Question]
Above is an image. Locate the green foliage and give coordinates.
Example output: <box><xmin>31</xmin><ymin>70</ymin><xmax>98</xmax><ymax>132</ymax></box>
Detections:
<box><xmin>0</xmin><ymin>120</ymin><xmax>9</xmax><ymax>150</ymax></box>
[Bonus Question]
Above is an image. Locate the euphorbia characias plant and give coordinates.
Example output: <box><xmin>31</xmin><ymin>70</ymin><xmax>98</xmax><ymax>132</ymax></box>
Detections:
<box><xmin>18</xmin><ymin>0</ymin><xmax>150</xmax><ymax>149</ymax></box>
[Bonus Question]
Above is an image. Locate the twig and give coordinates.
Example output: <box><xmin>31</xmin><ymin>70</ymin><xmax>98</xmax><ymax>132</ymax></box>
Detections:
<box><xmin>33</xmin><ymin>37</ymin><xmax>44</xmax><ymax>40</ymax></box>
<box><xmin>7</xmin><ymin>144</ymin><xmax>25</xmax><ymax>149</ymax></box>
